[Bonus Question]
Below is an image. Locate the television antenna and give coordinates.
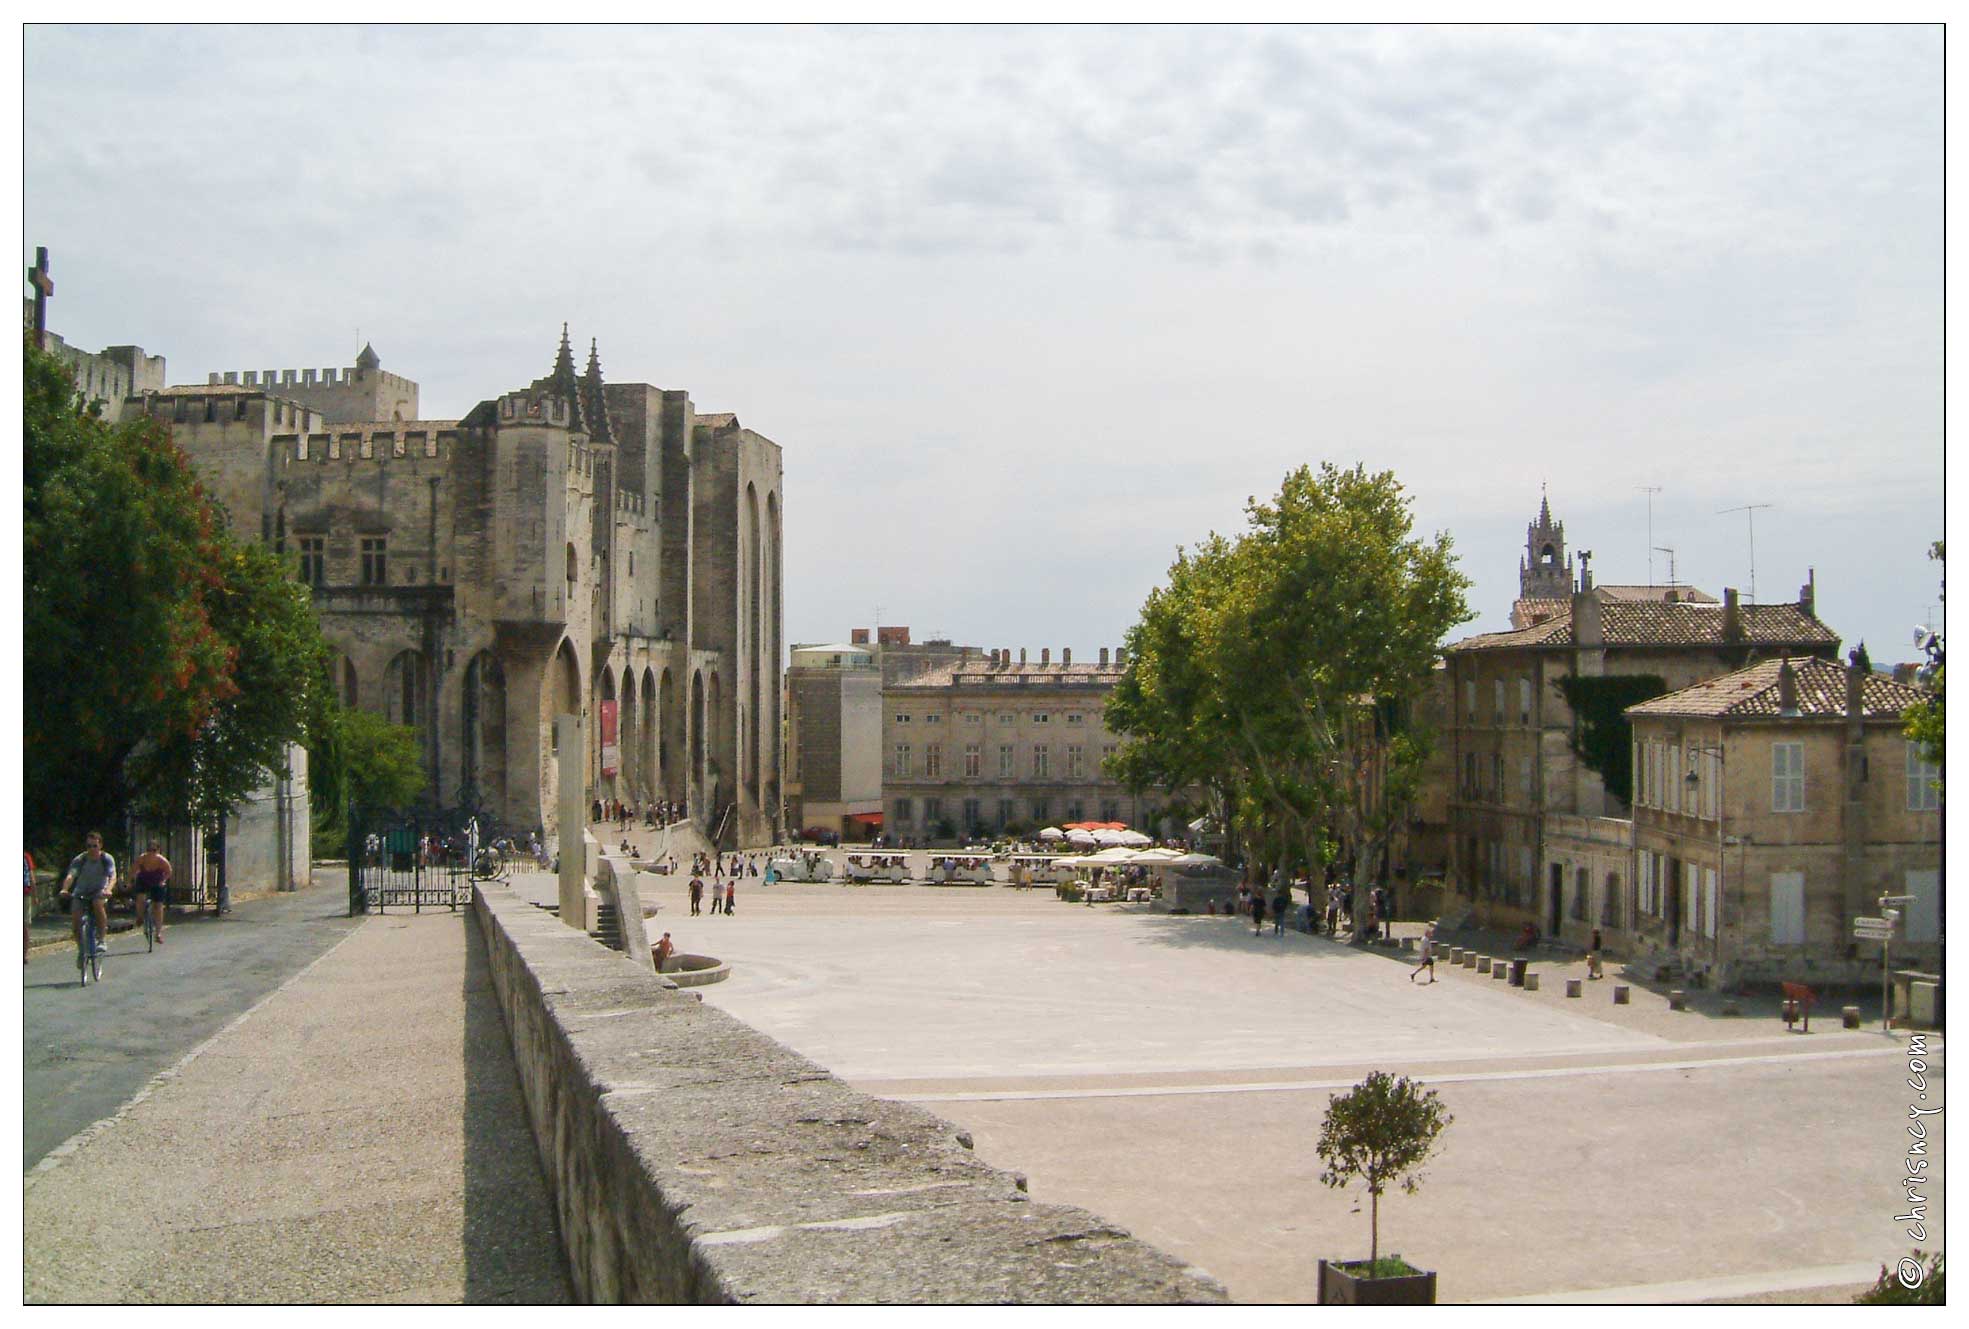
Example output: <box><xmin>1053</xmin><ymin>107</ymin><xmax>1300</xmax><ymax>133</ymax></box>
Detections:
<box><xmin>1717</xmin><ymin>503</ymin><xmax>1774</xmax><ymax>601</ymax></box>
<box><xmin>1653</xmin><ymin>546</ymin><xmax>1677</xmax><ymax>589</ymax></box>
<box><xmin>1637</xmin><ymin>486</ymin><xmax>1663</xmax><ymax>585</ymax></box>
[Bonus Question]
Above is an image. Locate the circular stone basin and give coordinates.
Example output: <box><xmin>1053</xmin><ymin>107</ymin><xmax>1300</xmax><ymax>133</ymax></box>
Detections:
<box><xmin>657</xmin><ymin>952</ymin><xmax>729</xmax><ymax>986</ymax></box>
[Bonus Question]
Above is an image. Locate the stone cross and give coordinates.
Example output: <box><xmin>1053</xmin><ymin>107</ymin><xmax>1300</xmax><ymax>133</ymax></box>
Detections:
<box><xmin>26</xmin><ymin>246</ymin><xmax>53</xmax><ymax>349</ymax></box>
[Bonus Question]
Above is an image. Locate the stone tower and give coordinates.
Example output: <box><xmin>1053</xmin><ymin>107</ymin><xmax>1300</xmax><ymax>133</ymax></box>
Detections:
<box><xmin>1518</xmin><ymin>487</ymin><xmax>1573</xmax><ymax>599</ymax></box>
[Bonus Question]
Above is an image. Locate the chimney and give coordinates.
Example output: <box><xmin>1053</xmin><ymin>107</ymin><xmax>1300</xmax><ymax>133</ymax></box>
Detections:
<box><xmin>1041</xmin><ymin>648</ymin><xmax>1051</xmax><ymax>665</ymax></box>
<box><xmin>1723</xmin><ymin>588</ymin><xmax>1742</xmax><ymax>642</ymax></box>
<box><xmin>1100</xmin><ymin>647</ymin><xmax>1110</xmax><ymax>666</ymax></box>
<box><xmin>851</xmin><ymin>628</ymin><xmax>870</xmax><ymax>645</ymax></box>
<box><xmin>1062</xmin><ymin>648</ymin><xmax>1071</xmax><ymax>666</ymax></box>
<box><xmin>1777</xmin><ymin>656</ymin><xmax>1799</xmax><ymax>717</ymax></box>
<box><xmin>1116</xmin><ymin>646</ymin><xmax>1127</xmax><ymax>667</ymax></box>
<box><xmin>1799</xmin><ymin>568</ymin><xmax>1816</xmax><ymax>618</ymax></box>
<box><xmin>1572</xmin><ymin>578</ymin><xmax>1602</xmax><ymax>648</ymax></box>
<box><xmin>988</xmin><ymin>649</ymin><xmax>999</xmax><ymax>666</ymax></box>
<box><xmin>1019</xmin><ymin>648</ymin><xmax>1027</xmax><ymax>665</ymax></box>
<box><xmin>1846</xmin><ymin>656</ymin><xmax>1866</xmax><ymax>722</ymax></box>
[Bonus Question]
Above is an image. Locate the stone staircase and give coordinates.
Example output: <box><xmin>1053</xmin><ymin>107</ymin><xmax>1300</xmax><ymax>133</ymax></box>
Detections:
<box><xmin>591</xmin><ymin>898</ymin><xmax>624</xmax><ymax>953</ymax></box>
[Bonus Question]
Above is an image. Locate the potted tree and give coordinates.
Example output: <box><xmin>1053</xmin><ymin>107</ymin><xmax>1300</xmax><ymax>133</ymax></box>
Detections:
<box><xmin>1315</xmin><ymin>1071</ymin><xmax>1453</xmax><ymax>1304</ymax></box>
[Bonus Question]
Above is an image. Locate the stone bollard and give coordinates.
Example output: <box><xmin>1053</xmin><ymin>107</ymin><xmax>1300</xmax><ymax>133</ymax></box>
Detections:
<box><xmin>1669</xmin><ymin>990</ymin><xmax>1687</xmax><ymax>1011</ymax></box>
<box><xmin>1524</xmin><ymin>973</ymin><xmax>1541</xmax><ymax>992</ymax></box>
<box><xmin>1721</xmin><ymin>1002</ymin><xmax>1742</xmax><ymax>1017</ymax></box>
<box><xmin>1613</xmin><ymin>985</ymin><xmax>1631</xmax><ymax>1005</ymax></box>
<box><xmin>1491</xmin><ymin>963</ymin><xmax>1508</xmax><ymax>981</ymax></box>
<box><xmin>1462</xmin><ymin>951</ymin><xmax>1477</xmax><ymax>969</ymax></box>
<box><xmin>1565</xmin><ymin>979</ymin><xmax>1582</xmax><ymax>998</ymax></box>
<box><xmin>1401</xmin><ymin>936</ymin><xmax>1416</xmax><ymax>953</ymax></box>
<box><xmin>1476</xmin><ymin>955</ymin><xmax>1492</xmax><ymax>974</ymax></box>
<box><xmin>1842</xmin><ymin>1006</ymin><xmax>1862</xmax><ymax>1030</ymax></box>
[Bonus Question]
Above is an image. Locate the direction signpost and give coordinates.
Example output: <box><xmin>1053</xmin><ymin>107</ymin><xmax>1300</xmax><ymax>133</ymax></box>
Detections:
<box><xmin>1860</xmin><ymin>898</ymin><xmax>1913</xmax><ymax>1032</ymax></box>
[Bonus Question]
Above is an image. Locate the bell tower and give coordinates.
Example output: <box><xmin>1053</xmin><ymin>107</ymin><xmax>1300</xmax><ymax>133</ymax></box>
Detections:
<box><xmin>1519</xmin><ymin>485</ymin><xmax>1573</xmax><ymax>599</ymax></box>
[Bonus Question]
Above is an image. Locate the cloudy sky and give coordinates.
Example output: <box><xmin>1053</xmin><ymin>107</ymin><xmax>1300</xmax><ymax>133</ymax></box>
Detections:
<box><xmin>24</xmin><ymin>24</ymin><xmax>1945</xmax><ymax>663</ymax></box>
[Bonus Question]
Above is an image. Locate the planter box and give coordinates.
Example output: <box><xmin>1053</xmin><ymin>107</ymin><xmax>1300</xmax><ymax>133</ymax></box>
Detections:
<box><xmin>1318</xmin><ymin>1258</ymin><xmax>1438</xmax><ymax>1305</ymax></box>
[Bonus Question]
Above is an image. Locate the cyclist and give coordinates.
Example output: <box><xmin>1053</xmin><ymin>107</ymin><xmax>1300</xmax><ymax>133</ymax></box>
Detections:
<box><xmin>133</xmin><ymin>840</ymin><xmax>172</xmax><ymax>945</ymax></box>
<box><xmin>60</xmin><ymin>831</ymin><xmax>117</xmax><ymax>963</ymax></box>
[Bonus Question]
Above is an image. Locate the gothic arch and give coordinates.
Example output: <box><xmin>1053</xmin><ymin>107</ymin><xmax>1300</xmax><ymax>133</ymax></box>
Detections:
<box><xmin>332</xmin><ymin>652</ymin><xmax>359</xmax><ymax>709</ymax></box>
<box><xmin>689</xmin><ymin>668</ymin><xmax>706</xmax><ymax>815</ymax></box>
<box><xmin>461</xmin><ymin>650</ymin><xmax>508</xmax><ymax>816</ymax></box>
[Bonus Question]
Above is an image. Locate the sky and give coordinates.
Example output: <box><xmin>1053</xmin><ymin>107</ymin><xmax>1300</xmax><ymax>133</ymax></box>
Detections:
<box><xmin>22</xmin><ymin>23</ymin><xmax>1946</xmax><ymax>665</ymax></box>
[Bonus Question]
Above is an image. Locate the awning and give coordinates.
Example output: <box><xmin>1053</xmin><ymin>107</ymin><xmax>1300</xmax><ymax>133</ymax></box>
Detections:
<box><xmin>845</xmin><ymin>812</ymin><xmax>883</xmax><ymax>827</ymax></box>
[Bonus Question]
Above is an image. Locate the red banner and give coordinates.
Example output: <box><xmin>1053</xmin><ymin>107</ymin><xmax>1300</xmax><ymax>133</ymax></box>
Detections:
<box><xmin>599</xmin><ymin>700</ymin><xmax>619</xmax><ymax>776</ymax></box>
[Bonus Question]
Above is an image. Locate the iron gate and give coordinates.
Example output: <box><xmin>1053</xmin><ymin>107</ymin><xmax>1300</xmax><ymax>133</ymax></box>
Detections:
<box><xmin>347</xmin><ymin>806</ymin><xmax>474</xmax><ymax>915</ymax></box>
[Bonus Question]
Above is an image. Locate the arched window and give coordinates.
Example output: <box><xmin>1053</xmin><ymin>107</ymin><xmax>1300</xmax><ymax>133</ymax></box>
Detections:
<box><xmin>566</xmin><ymin>542</ymin><xmax>578</xmax><ymax>587</ymax></box>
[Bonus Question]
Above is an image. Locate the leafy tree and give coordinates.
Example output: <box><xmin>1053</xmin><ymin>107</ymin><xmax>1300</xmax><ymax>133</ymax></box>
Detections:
<box><xmin>1316</xmin><ymin>1071</ymin><xmax>1453</xmax><ymax>1269</ymax></box>
<box><xmin>1107</xmin><ymin>463</ymin><xmax>1469</xmax><ymax>883</ymax></box>
<box><xmin>1903</xmin><ymin>541</ymin><xmax>1943</xmax><ymax>783</ymax></box>
<box><xmin>1555</xmin><ymin>674</ymin><xmax>1667</xmax><ymax>807</ymax></box>
<box><xmin>310</xmin><ymin>705</ymin><xmax>428</xmax><ymax>855</ymax></box>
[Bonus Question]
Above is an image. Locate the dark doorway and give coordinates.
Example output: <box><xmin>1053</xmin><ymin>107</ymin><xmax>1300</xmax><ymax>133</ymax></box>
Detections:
<box><xmin>1548</xmin><ymin>861</ymin><xmax>1564</xmax><ymax>937</ymax></box>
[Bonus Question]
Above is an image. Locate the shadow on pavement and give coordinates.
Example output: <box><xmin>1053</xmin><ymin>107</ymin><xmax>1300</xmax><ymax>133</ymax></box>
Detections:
<box><xmin>462</xmin><ymin>909</ymin><xmax>574</xmax><ymax>1304</ymax></box>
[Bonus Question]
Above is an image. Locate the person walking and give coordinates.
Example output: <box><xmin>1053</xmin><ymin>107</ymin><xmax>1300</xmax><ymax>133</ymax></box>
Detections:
<box><xmin>25</xmin><ymin>849</ymin><xmax>36</xmax><ymax>964</ymax></box>
<box><xmin>1325</xmin><ymin>885</ymin><xmax>1341</xmax><ymax>937</ymax></box>
<box><xmin>1272</xmin><ymin>886</ymin><xmax>1289</xmax><ymax>936</ymax></box>
<box><xmin>1587</xmin><ymin>927</ymin><xmax>1605</xmax><ymax>980</ymax></box>
<box><xmin>689</xmin><ymin>875</ymin><xmax>704</xmax><ymax>916</ymax></box>
<box><xmin>708</xmin><ymin>875</ymin><xmax>723</xmax><ymax>915</ymax></box>
<box><xmin>724</xmin><ymin>879</ymin><xmax>736</xmax><ymax>916</ymax></box>
<box><xmin>1410</xmin><ymin>924</ymin><xmax>1437</xmax><ymax>983</ymax></box>
<box><xmin>1250</xmin><ymin>890</ymin><xmax>1266</xmax><ymax>937</ymax></box>
<box><xmin>654</xmin><ymin>931</ymin><xmax>675</xmax><ymax>974</ymax></box>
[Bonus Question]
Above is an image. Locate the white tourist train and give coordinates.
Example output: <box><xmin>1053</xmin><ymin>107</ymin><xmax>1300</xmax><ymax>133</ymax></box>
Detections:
<box><xmin>999</xmin><ymin>853</ymin><xmax>1073</xmax><ymax>886</ymax></box>
<box><xmin>842</xmin><ymin>850</ymin><xmax>913</xmax><ymax>884</ymax></box>
<box><xmin>768</xmin><ymin>851</ymin><xmax>836</xmax><ymax>883</ymax></box>
<box><xmin>926</xmin><ymin>854</ymin><xmax>994</xmax><ymax>884</ymax></box>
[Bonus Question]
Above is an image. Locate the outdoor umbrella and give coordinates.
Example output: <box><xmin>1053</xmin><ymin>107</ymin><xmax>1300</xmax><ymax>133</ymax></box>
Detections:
<box><xmin>1038</xmin><ymin>827</ymin><xmax>1065</xmax><ymax>841</ymax></box>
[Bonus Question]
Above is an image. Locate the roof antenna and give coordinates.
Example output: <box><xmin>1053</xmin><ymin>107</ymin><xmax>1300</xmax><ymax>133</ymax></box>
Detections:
<box><xmin>1718</xmin><ymin>502</ymin><xmax>1774</xmax><ymax>601</ymax></box>
<box><xmin>1653</xmin><ymin>545</ymin><xmax>1677</xmax><ymax>590</ymax></box>
<box><xmin>1636</xmin><ymin>485</ymin><xmax>1662</xmax><ymax>586</ymax></box>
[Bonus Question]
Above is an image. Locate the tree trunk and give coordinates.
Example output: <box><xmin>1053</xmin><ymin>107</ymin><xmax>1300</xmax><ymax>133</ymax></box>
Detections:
<box><xmin>1370</xmin><ymin>1188</ymin><xmax>1380</xmax><ymax>1266</ymax></box>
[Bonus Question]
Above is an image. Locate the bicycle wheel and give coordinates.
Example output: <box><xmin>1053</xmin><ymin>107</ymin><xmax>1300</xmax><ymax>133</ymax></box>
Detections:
<box><xmin>144</xmin><ymin>909</ymin><xmax>155</xmax><ymax>952</ymax></box>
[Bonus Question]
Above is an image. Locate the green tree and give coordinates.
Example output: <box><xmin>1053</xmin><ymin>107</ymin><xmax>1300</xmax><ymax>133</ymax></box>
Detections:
<box><xmin>25</xmin><ymin>339</ymin><xmax>335</xmax><ymax>853</ymax></box>
<box><xmin>1903</xmin><ymin>541</ymin><xmax>1943</xmax><ymax>783</ymax></box>
<box><xmin>1107</xmin><ymin>463</ymin><xmax>1470</xmax><ymax>882</ymax></box>
<box><xmin>310</xmin><ymin>706</ymin><xmax>428</xmax><ymax>855</ymax></box>
<box><xmin>1316</xmin><ymin>1071</ymin><xmax>1453</xmax><ymax>1269</ymax></box>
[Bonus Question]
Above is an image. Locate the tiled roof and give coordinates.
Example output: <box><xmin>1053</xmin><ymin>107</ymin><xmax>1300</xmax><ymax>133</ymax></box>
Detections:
<box><xmin>1626</xmin><ymin>656</ymin><xmax>1930</xmax><ymax>721</ymax></box>
<box><xmin>1450</xmin><ymin>600</ymin><xmax>1838</xmax><ymax>652</ymax></box>
<box><xmin>1595</xmin><ymin>583</ymin><xmax>1718</xmax><ymax>604</ymax></box>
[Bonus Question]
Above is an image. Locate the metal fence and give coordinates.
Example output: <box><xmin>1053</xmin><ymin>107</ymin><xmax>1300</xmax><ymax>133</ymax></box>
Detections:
<box><xmin>346</xmin><ymin>806</ymin><xmax>474</xmax><ymax>915</ymax></box>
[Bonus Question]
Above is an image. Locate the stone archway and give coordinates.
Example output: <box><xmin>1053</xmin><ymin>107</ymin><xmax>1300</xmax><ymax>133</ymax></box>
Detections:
<box><xmin>594</xmin><ymin>663</ymin><xmax>618</xmax><ymax>801</ymax></box>
<box><xmin>461</xmin><ymin>650</ymin><xmax>508</xmax><ymax>818</ymax></box>
<box><xmin>689</xmin><ymin>669</ymin><xmax>706</xmax><ymax>817</ymax></box>
<box><xmin>660</xmin><ymin>667</ymin><xmax>678</xmax><ymax>806</ymax></box>
<box><xmin>542</xmin><ymin>637</ymin><xmax>582</xmax><ymax>831</ymax></box>
<box><xmin>744</xmin><ymin>482</ymin><xmax>761</xmax><ymax>804</ymax></box>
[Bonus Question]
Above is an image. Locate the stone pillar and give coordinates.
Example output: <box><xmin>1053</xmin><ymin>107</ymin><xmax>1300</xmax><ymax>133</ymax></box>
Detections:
<box><xmin>557</xmin><ymin>714</ymin><xmax>588</xmax><ymax>930</ymax></box>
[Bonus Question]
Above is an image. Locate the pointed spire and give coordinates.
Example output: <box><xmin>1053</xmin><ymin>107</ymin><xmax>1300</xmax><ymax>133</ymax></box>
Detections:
<box><xmin>1538</xmin><ymin>482</ymin><xmax>1552</xmax><ymax>527</ymax></box>
<box><xmin>355</xmin><ymin>341</ymin><xmax>380</xmax><ymax>371</ymax></box>
<box><xmin>581</xmin><ymin>337</ymin><xmax>616</xmax><ymax>445</ymax></box>
<box><xmin>547</xmin><ymin>323</ymin><xmax>586</xmax><ymax>432</ymax></box>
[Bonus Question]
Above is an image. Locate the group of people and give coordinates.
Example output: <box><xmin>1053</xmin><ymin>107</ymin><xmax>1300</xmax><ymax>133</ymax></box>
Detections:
<box><xmin>592</xmin><ymin>798</ymin><xmax>684</xmax><ymax>829</ymax></box>
<box><xmin>687</xmin><ymin>873</ymin><xmax>738</xmax><ymax>916</ymax></box>
<box><xmin>34</xmin><ymin>831</ymin><xmax>182</xmax><ymax>971</ymax></box>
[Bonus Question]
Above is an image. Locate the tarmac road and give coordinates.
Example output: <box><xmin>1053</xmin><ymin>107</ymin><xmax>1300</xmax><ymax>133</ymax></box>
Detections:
<box><xmin>22</xmin><ymin>874</ymin><xmax>366</xmax><ymax>1169</ymax></box>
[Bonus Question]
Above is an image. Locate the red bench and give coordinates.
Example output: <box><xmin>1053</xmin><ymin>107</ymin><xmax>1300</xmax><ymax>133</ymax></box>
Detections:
<box><xmin>1781</xmin><ymin>981</ymin><xmax>1816</xmax><ymax>1032</ymax></box>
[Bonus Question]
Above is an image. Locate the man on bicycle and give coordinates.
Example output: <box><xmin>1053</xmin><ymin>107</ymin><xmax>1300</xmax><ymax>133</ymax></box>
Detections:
<box><xmin>133</xmin><ymin>840</ymin><xmax>172</xmax><ymax>944</ymax></box>
<box><xmin>60</xmin><ymin>831</ymin><xmax>116</xmax><ymax>958</ymax></box>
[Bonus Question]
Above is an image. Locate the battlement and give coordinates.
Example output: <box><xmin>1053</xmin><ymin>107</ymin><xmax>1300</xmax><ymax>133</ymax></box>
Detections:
<box><xmin>615</xmin><ymin>490</ymin><xmax>648</xmax><ymax>517</ymax></box>
<box><xmin>278</xmin><ymin>420</ymin><xmax>461</xmax><ymax>463</ymax></box>
<box><xmin>499</xmin><ymin>392</ymin><xmax>577</xmax><ymax>428</ymax></box>
<box><xmin>210</xmin><ymin>365</ymin><xmax>417</xmax><ymax>392</ymax></box>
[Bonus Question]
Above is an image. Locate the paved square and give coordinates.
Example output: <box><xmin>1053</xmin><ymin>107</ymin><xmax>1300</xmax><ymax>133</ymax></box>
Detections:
<box><xmin>673</xmin><ymin>878</ymin><xmax>1942</xmax><ymax>1303</ymax></box>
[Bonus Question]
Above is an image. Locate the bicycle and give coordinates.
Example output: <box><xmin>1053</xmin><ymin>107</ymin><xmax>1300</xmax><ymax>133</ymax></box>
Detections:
<box><xmin>471</xmin><ymin>848</ymin><xmax>510</xmax><ymax>882</ymax></box>
<box><xmin>141</xmin><ymin>895</ymin><xmax>156</xmax><ymax>952</ymax></box>
<box><xmin>75</xmin><ymin>899</ymin><xmax>103</xmax><ymax>986</ymax></box>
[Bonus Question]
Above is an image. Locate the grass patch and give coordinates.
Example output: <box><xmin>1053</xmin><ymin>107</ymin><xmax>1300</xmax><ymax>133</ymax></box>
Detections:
<box><xmin>1338</xmin><ymin>1257</ymin><xmax>1425</xmax><ymax>1280</ymax></box>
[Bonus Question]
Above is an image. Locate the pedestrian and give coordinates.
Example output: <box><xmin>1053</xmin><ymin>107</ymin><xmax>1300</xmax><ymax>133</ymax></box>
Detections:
<box><xmin>1250</xmin><ymin>890</ymin><xmax>1266</xmax><ymax>937</ymax></box>
<box><xmin>689</xmin><ymin>875</ymin><xmax>704</xmax><ymax>916</ymax></box>
<box><xmin>1325</xmin><ymin>886</ymin><xmax>1340</xmax><ymax>937</ymax></box>
<box><xmin>24</xmin><ymin>849</ymin><xmax>36</xmax><ymax>964</ymax></box>
<box><xmin>724</xmin><ymin>879</ymin><xmax>736</xmax><ymax>916</ymax></box>
<box><xmin>654</xmin><ymin>931</ymin><xmax>675</xmax><ymax>973</ymax></box>
<box><xmin>1410</xmin><ymin>924</ymin><xmax>1437</xmax><ymax>983</ymax></box>
<box><xmin>1587</xmin><ymin>928</ymin><xmax>1605</xmax><ymax>980</ymax></box>
<box><xmin>1272</xmin><ymin>886</ymin><xmax>1289</xmax><ymax>936</ymax></box>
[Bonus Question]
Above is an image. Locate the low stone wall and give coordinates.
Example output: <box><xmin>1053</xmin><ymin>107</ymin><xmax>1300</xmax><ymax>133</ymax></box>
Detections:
<box><xmin>473</xmin><ymin>882</ymin><xmax>1227</xmax><ymax>1304</ymax></box>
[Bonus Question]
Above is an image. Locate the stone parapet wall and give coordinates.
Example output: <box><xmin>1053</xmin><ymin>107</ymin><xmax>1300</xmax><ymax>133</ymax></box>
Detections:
<box><xmin>472</xmin><ymin>881</ymin><xmax>1227</xmax><ymax>1304</ymax></box>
